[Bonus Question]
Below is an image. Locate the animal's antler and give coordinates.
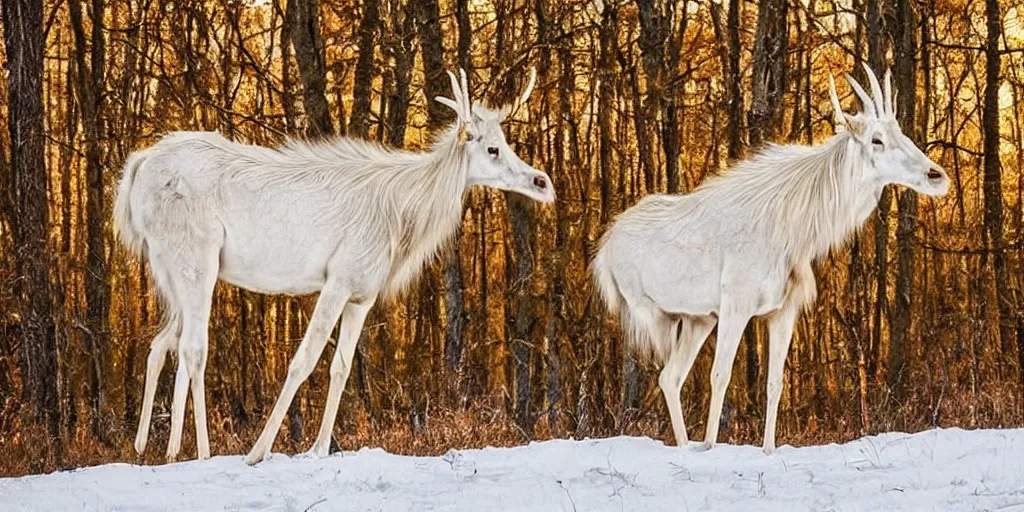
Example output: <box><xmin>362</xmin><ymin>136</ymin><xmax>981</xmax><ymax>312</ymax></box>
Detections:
<box><xmin>504</xmin><ymin>67</ymin><xmax>537</xmax><ymax>120</ymax></box>
<box><xmin>844</xmin><ymin>64</ymin><xmax>895</xmax><ymax>120</ymax></box>
<box><xmin>436</xmin><ymin>68</ymin><xmax>473</xmax><ymax>121</ymax></box>
<box><xmin>828</xmin><ymin>74</ymin><xmax>845</xmax><ymax>127</ymax></box>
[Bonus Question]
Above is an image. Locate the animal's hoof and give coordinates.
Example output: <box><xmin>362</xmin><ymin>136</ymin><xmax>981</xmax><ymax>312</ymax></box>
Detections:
<box><xmin>165</xmin><ymin>444</ymin><xmax>181</xmax><ymax>463</ymax></box>
<box><xmin>244</xmin><ymin>449</ymin><xmax>267</xmax><ymax>466</ymax></box>
<box><xmin>307</xmin><ymin>443</ymin><xmax>330</xmax><ymax>459</ymax></box>
<box><xmin>134</xmin><ymin>436</ymin><xmax>147</xmax><ymax>456</ymax></box>
<box><xmin>763</xmin><ymin>444</ymin><xmax>776</xmax><ymax>455</ymax></box>
<box><xmin>702</xmin><ymin>440</ymin><xmax>715</xmax><ymax>451</ymax></box>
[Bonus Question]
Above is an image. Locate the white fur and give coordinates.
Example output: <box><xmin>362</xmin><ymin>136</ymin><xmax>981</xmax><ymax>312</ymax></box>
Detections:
<box><xmin>115</xmin><ymin>69</ymin><xmax>553</xmax><ymax>464</ymax></box>
<box><xmin>592</xmin><ymin>64</ymin><xmax>948</xmax><ymax>454</ymax></box>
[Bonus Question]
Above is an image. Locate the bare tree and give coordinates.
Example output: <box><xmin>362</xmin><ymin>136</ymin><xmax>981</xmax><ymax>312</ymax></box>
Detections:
<box><xmin>287</xmin><ymin>0</ymin><xmax>334</xmax><ymax>136</ymax></box>
<box><xmin>982</xmin><ymin>0</ymin><xmax>1014</xmax><ymax>371</ymax></box>
<box><xmin>744</xmin><ymin>0</ymin><xmax>788</xmax><ymax>409</ymax></box>
<box><xmin>888</xmin><ymin>0</ymin><xmax>918</xmax><ymax>399</ymax></box>
<box><xmin>349</xmin><ymin>0</ymin><xmax>380</xmax><ymax>137</ymax></box>
<box><xmin>68</xmin><ymin>0</ymin><xmax>111</xmax><ymax>439</ymax></box>
<box><xmin>3</xmin><ymin>0</ymin><xmax>62</xmax><ymax>462</ymax></box>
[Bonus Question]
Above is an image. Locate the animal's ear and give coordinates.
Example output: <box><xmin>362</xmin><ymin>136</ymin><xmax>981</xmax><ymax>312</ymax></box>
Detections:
<box><xmin>456</xmin><ymin>122</ymin><xmax>473</xmax><ymax>143</ymax></box>
<box><xmin>497</xmin><ymin>104</ymin><xmax>513</xmax><ymax>122</ymax></box>
<box><xmin>842</xmin><ymin>113</ymin><xmax>866</xmax><ymax>136</ymax></box>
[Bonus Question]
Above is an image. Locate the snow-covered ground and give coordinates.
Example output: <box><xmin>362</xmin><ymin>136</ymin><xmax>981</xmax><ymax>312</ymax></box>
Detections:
<box><xmin>2</xmin><ymin>428</ymin><xmax>1023</xmax><ymax>511</ymax></box>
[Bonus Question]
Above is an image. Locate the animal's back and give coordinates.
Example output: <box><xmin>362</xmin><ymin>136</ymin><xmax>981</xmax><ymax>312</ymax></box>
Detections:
<box><xmin>114</xmin><ymin>131</ymin><xmax>372</xmax><ymax>296</ymax></box>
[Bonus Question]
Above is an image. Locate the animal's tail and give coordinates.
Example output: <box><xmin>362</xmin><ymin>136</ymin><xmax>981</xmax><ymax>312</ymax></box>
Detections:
<box><xmin>113</xmin><ymin>150</ymin><xmax>148</xmax><ymax>258</ymax></box>
<box><xmin>592</xmin><ymin>232</ymin><xmax>670</xmax><ymax>363</ymax></box>
<box><xmin>591</xmin><ymin>239</ymin><xmax>623</xmax><ymax>318</ymax></box>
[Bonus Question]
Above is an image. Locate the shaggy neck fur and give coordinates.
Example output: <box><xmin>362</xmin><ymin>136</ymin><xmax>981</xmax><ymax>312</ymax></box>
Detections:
<box><xmin>273</xmin><ymin>124</ymin><xmax>469</xmax><ymax>299</ymax></box>
<box><xmin>698</xmin><ymin>132</ymin><xmax>871</xmax><ymax>265</ymax></box>
<box><xmin>381</xmin><ymin>125</ymin><xmax>468</xmax><ymax>298</ymax></box>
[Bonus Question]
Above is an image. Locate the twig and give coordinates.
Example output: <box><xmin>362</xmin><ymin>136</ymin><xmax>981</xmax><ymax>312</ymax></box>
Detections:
<box><xmin>557</xmin><ymin>480</ymin><xmax>577</xmax><ymax>512</ymax></box>
<box><xmin>303</xmin><ymin>498</ymin><xmax>327</xmax><ymax>511</ymax></box>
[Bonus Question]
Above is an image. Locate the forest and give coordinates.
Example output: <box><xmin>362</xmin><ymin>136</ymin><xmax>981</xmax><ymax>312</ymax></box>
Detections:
<box><xmin>0</xmin><ymin>0</ymin><xmax>1022</xmax><ymax>477</ymax></box>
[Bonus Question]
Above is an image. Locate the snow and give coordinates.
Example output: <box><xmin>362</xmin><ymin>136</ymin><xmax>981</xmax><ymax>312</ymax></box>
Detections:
<box><xmin>2</xmin><ymin>428</ymin><xmax>1024</xmax><ymax>511</ymax></box>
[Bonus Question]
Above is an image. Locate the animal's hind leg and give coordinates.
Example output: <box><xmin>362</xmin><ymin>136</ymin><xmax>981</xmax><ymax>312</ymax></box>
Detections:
<box><xmin>159</xmin><ymin>239</ymin><xmax>220</xmax><ymax>462</ymax></box>
<box><xmin>135</xmin><ymin>311</ymin><xmax>181</xmax><ymax>455</ymax></box>
<box><xmin>763</xmin><ymin>303</ymin><xmax>799</xmax><ymax>454</ymax></box>
<box><xmin>703</xmin><ymin>300</ymin><xmax>753</xmax><ymax>450</ymax></box>
<box><xmin>309</xmin><ymin>298</ymin><xmax>375</xmax><ymax>457</ymax></box>
<box><xmin>659</xmin><ymin>315</ymin><xmax>717</xmax><ymax>446</ymax></box>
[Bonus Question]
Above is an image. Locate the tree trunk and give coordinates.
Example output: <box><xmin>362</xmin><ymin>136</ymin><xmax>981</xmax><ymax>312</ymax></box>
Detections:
<box><xmin>349</xmin><ymin>0</ymin><xmax>379</xmax><ymax>138</ymax></box>
<box><xmin>410</xmin><ymin>0</ymin><xmax>449</xmax><ymax>429</ymax></box>
<box><xmin>597</xmin><ymin>4</ymin><xmax>617</xmax><ymax>224</ymax></box>
<box><xmin>441</xmin><ymin>0</ymin><xmax>472</xmax><ymax>377</ymax></box>
<box><xmin>888</xmin><ymin>0</ymin><xmax>918</xmax><ymax>400</ymax></box>
<box><xmin>747</xmin><ymin>0</ymin><xmax>788</xmax><ymax>148</ymax></box>
<box><xmin>726</xmin><ymin>0</ymin><xmax>743</xmax><ymax>160</ymax></box>
<box><xmin>386</xmin><ymin>0</ymin><xmax>415</xmax><ymax>148</ymax></box>
<box><xmin>865</xmin><ymin>0</ymin><xmax>887</xmax><ymax>383</ymax></box>
<box><xmin>635</xmin><ymin>0</ymin><xmax>684</xmax><ymax>194</ymax></box>
<box><xmin>3</xmin><ymin>0</ymin><xmax>62</xmax><ymax>462</ymax></box>
<box><xmin>69</xmin><ymin>0</ymin><xmax>111</xmax><ymax>441</ymax></box>
<box><xmin>287</xmin><ymin>0</ymin><xmax>334</xmax><ymax>137</ymax></box>
<box><xmin>982</xmin><ymin>0</ymin><xmax>1014</xmax><ymax>375</ymax></box>
<box><xmin>745</xmin><ymin>0</ymin><xmax>788</xmax><ymax>409</ymax></box>
<box><xmin>412</xmin><ymin>0</ymin><xmax>453</xmax><ymax>129</ymax></box>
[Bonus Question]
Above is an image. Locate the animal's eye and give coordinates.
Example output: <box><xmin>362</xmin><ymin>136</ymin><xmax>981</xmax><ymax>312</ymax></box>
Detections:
<box><xmin>487</xmin><ymin>147</ymin><xmax>499</xmax><ymax>157</ymax></box>
<box><xmin>871</xmin><ymin>137</ymin><xmax>884</xmax><ymax>147</ymax></box>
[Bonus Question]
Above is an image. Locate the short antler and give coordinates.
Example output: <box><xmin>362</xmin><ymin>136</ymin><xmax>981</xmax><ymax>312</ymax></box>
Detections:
<box><xmin>435</xmin><ymin>68</ymin><xmax>473</xmax><ymax>121</ymax></box>
<box><xmin>828</xmin><ymin>74</ymin><xmax>845</xmax><ymax>127</ymax></box>
<box><xmin>862</xmin><ymin>63</ymin><xmax>886</xmax><ymax>118</ymax></box>
<box><xmin>844</xmin><ymin>64</ymin><xmax>895</xmax><ymax>120</ymax></box>
<box><xmin>844</xmin><ymin>73</ymin><xmax>876</xmax><ymax>118</ymax></box>
<box><xmin>517</xmin><ymin>67</ymin><xmax>537</xmax><ymax>110</ymax></box>
<box><xmin>505</xmin><ymin>67</ymin><xmax>537</xmax><ymax>120</ymax></box>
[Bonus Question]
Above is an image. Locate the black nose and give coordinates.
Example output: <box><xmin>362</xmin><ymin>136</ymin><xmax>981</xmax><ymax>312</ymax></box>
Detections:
<box><xmin>533</xmin><ymin>176</ymin><xmax>547</xmax><ymax>189</ymax></box>
<box><xmin>927</xmin><ymin>169</ymin><xmax>944</xmax><ymax>180</ymax></box>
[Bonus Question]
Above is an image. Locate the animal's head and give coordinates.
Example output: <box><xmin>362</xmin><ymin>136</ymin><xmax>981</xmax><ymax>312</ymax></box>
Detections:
<box><xmin>830</xmin><ymin>64</ymin><xmax>949</xmax><ymax>197</ymax></box>
<box><xmin>436</xmin><ymin>68</ymin><xmax>555</xmax><ymax>203</ymax></box>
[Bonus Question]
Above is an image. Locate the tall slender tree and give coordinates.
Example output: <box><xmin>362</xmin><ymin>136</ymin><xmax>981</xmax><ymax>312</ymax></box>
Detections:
<box><xmin>888</xmin><ymin>0</ymin><xmax>918</xmax><ymax>400</ymax></box>
<box><xmin>349</xmin><ymin>0</ymin><xmax>380</xmax><ymax>138</ymax></box>
<box><xmin>287</xmin><ymin>0</ymin><xmax>335</xmax><ymax>137</ymax></box>
<box><xmin>744</xmin><ymin>0</ymin><xmax>788</xmax><ymax>409</ymax></box>
<box><xmin>3</xmin><ymin>0</ymin><xmax>62</xmax><ymax>462</ymax></box>
<box><xmin>68</xmin><ymin>0</ymin><xmax>111</xmax><ymax>438</ymax></box>
<box><xmin>982</xmin><ymin>0</ymin><xmax>1015</xmax><ymax>377</ymax></box>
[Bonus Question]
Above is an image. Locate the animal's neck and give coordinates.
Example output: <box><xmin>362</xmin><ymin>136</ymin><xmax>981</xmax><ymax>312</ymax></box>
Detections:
<box><xmin>769</xmin><ymin>133</ymin><xmax>875</xmax><ymax>264</ymax></box>
<box><xmin>382</xmin><ymin>124</ymin><xmax>469</xmax><ymax>298</ymax></box>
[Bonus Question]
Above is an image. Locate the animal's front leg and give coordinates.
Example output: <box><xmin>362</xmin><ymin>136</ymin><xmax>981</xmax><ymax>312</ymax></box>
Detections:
<box><xmin>244</xmin><ymin>282</ymin><xmax>350</xmax><ymax>465</ymax></box>
<box><xmin>309</xmin><ymin>298</ymin><xmax>376</xmax><ymax>458</ymax></box>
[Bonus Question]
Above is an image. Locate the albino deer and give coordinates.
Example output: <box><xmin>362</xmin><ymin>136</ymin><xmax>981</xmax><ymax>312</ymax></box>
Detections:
<box><xmin>114</xmin><ymin>68</ymin><xmax>553</xmax><ymax>465</ymax></box>
<box><xmin>592</xmin><ymin>64</ymin><xmax>948</xmax><ymax>454</ymax></box>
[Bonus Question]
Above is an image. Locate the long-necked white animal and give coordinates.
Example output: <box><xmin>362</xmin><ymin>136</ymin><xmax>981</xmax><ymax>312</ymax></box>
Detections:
<box><xmin>592</xmin><ymin>64</ymin><xmax>948</xmax><ymax>454</ymax></box>
<box><xmin>115</xmin><ymin>69</ymin><xmax>553</xmax><ymax>464</ymax></box>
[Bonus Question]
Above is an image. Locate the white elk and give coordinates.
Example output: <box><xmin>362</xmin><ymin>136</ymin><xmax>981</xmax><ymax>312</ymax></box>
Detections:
<box><xmin>592</xmin><ymin>64</ymin><xmax>948</xmax><ymax>454</ymax></box>
<box><xmin>114</xmin><ymin>68</ymin><xmax>553</xmax><ymax>464</ymax></box>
